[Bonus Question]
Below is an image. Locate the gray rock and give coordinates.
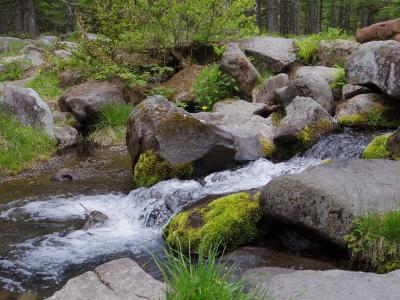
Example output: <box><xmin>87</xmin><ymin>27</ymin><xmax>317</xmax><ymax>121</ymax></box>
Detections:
<box><xmin>293</xmin><ymin>66</ymin><xmax>341</xmax><ymax>85</ymax></box>
<box><xmin>252</xmin><ymin>73</ymin><xmax>289</xmax><ymax>106</ymax></box>
<box><xmin>38</xmin><ymin>36</ymin><xmax>58</xmax><ymax>46</ymax></box>
<box><xmin>195</xmin><ymin>99</ymin><xmax>276</xmax><ymax>160</ymax></box>
<box><xmin>59</xmin><ymin>81</ymin><xmax>125</xmax><ymax>124</ymax></box>
<box><xmin>0</xmin><ymin>85</ymin><xmax>54</xmax><ymax>135</ymax></box>
<box><xmin>85</xmin><ymin>33</ymin><xmax>98</xmax><ymax>41</ymax></box>
<box><xmin>239</xmin><ymin>37</ymin><xmax>297</xmax><ymax>73</ymax></box>
<box><xmin>345</xmin><ymin>40</ymin><xmax>400</xmax><ymax>99</ymax></box>
<box><xmin>54</xmin><ymin>126</ymin><xmax>78</xmax><ymax>149</ymax></box>
<box><xmin>22</xmin><ymin>44</ymin><xmax>44</xmax><ymax>66</ymax></box>
<box><xmin>335</xmin><ymin>93</ymin><xmax>386</xmax><ymax>119</ymax></box>
<box><xmin>275</xmin><ymin>75</ymin><xmax>334</xmax><ymax>113</ymax></box>
<box><xmin>260</xmin><ymin>160</ymin><xmax>400</xmax><ymax>246</ymax></box>
<box><xmin>388</xmin><ymin>127</ymin><xmax>400</xmax><ymax>159</ymax></box>
<box><xmin>274</xmin><ymin>97</ymin><xmax>340</xmax><ymax>153</ymax></box>
<box><xmin>51</xmin><ymin>168</ymin><xmax>80</xmax><ymax>182</ymax></box>
<box><xmin>57</xmin><ymin>41</ymin><xmax>79</xmax><ymax>51</ymax></box>
<box><xmin>244</xmin><ymin>267</ymin><xmax>400</xmax><ymax>300</ymax></box>
<box><xmin>342</xmin><ymin>84</ymin><xmax>373</xmax><ymax>100</ymax></box>
<box><xmin>315</xmin><ymin>39</ymin><xmax>359</xmax><ymax>67</ymax></box>
<box><xmin>126</xmin><ymin>96</ymin><xmax>236</xmax><ymax>176</ymax></box>
<box><xmin>220</xmin><ymin>43</ymin><xmax>261</xmax><ymax>101</ymax></box>
<box><xmin>0</xmin><ymin>55</ymin><xmax>32</xmax><ymax>71</ymax></box>
<box><xmin>54</xmin><ymin>49</ymin><xmax>72</xmax><ymax>58</ymax></box>
<box><xmin>82</xmin><ymin>211</ymin><xmax>108</xmax><ymax>230</ymax></box>
<box><xmin>46</xmin><ymin>258</ymin><xmax>166</xmax><ymax>300</ymax></box>
<box><xmin>59</xmin><ymin>70</ymin><xmax>84</xmax><ymax>88</ymax></box>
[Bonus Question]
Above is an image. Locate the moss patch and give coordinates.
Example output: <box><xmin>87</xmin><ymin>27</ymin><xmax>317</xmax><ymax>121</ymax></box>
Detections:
<box><xmin>345</xmin><ymin>211</ymin><xmax>400</xmax><ymax>273</ymax></box>
<box><xmin>163</xmin><ymin>192</ymin><xmax>262</xmax><ymax>253</ymax></box>
<box><xmin>260</xmin><ymin>138</ymin><xmax>276</xmax><ymax>158</ymax></box>
<box><xmin>297</xmin><ymin>119</ymin><xmax>335</xmax><ymax>149</ymax></box>
<box><xmin>362</xmin><ymin>134</ymin><xmax>391</xmax><ymax>160</ymax></box>
<box><xmin>338</xmin><ymin>106</ymin><xmax>400</xmax><ymax>129</ymax></box>
<box><xmin>134</xmin><ymin>150</ymin><xmax>193</xmax><ymax>188</ymax></box>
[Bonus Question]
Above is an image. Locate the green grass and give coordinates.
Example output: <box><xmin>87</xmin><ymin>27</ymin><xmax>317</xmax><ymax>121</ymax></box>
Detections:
<box><xmin>0</xmin><ymin>40</ymin><xmax>26</xmax><ymax>58</ymax></box>
<box><xmin>0</xmin><ymin>60</ymin><xmax>27</xmax><ymax>82</ymax></box>
<box><xmin>155</xmin><ymin>243</ymin><xmax>267</xmax><ymax>300</ymax></box>
<box><xmin>0</xmin><ymin>111</ymin><xmax>55</xmax><ymax>175</ymax></box>
<box><xmin>362</xmin><ymin>134</ymin><xmax>390</xmax><ymax>159</ymax></box>
<box><xmin>346</xmin><ymin>211</ymin><xmax>400</xmax><ymax>272</ymax></box>
<box><xmin>25</xmin><ymin>70</ymin><xmax>63</xmax><ymax>99</ymax></box>
<box><xmin>88</xmin><ymin>102</ymin><xmax>134</xmax><ymax>146</ymax></box>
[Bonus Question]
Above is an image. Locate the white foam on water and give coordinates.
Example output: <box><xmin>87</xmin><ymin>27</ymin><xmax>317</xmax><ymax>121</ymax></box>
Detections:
<box><xmin>0</xmin><ymin>156</ymin><xmax>320</xmax><ymax>291</ymax></box>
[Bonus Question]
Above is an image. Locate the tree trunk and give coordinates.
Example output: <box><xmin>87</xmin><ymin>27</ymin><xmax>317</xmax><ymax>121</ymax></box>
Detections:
<box><xmin>26</xmin><ymin>0</ymin><xmax>37</xmax><ymax>37</ymax></box>
<box><xmin>15</xmin><ymin>0</ymin><xmax>24</xmax><ymax>33</ymax></box>
<box><xmin>309</xmin><ymin>0</ymin><xmax>321</xmax><ymax>33</ymax></box>
<box><xmin>267</xmin><ymin>0</ymin><xmax>279</xmax><ymax>33</ymax></box>
<box><xmin>329</xmin><ymin>0</ymin><xmax>337</xmax><ymax>28</ymax></box>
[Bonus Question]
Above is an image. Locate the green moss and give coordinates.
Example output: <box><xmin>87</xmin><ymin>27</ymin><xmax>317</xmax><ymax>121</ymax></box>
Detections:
<box><xmin>297</xmin><ymin>119</ymin><xmax>334</xmax><ymax>148</ymax></box>
<box><xmin>163</xmin><ymin>192</ymin><xmax>262</xmax><ymax>253</ymax></box>
<box><xmin>270</xmin><ymin>111</ymin><xmax>283</xmax><ymax>127</ymax></box>
<box><xmin>362</xmin><ymin>134</ymin><xmax>390</xmax><ymax>160</ymax></box>
<box><xmin>260</xmin><ymin>138</ymin><xmax>276</xmax><ymax>158</ymax></box>
<box><xmin>338</xmin><ymin>106</ymin><xmax>400</xmax><ymax>129</ymax></box>
<box><xmin>134</xmin><ymin>150</ymin><xmax>193</xmax><ymax>188</ymax></box>
<box><xmin>345</xmin><ymin>211</ymin><xmax>400</xmax><ymax>273</ymax></box>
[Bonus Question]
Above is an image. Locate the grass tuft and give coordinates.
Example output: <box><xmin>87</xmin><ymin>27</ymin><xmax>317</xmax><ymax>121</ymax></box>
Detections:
<box><xmin>0</xmin><ymin>111</ymin><xmax>55</xmax><ymax>175</ymax></box>
<box><xmin>26</xmin><ymin>70</ymin><xmax>63</xmax><ymax>99</ymax></box>
<box><xmin>362</xmin><ymin>134</ymin><xmax>390</xmax><ymax>159</ymax></box>
<box><xmin>0</xmin><ymin>60</ymin><xmax>27</xmax><ymax>82</ymax></box>
<box><xmin>330</xmin><ymin>65</ymin><xmax>346</xmax><ymax>89</ymax></box>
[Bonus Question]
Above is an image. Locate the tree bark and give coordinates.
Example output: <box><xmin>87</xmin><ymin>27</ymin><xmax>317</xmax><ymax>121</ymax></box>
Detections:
<box><xmin>15</xmin><ymin>0</ymin><xmax>24</xmax><ymax>33</ymax></box>
<box><xmin>308</xmin><ymin>0</ymin><xmax>321</xmax><ymax>33</ymax></box>
<box><xmin>267</xmin><ymin>0</ymin><xmax>279</xmax><ymax>33</ymax></box>
<box><xmin>26</xmin><ymin>0</ymin><xmax>37</xmax><ymax>37</ymax></box>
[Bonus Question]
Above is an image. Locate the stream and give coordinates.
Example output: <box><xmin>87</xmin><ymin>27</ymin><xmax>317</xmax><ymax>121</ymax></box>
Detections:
<box><xmin>0</xmin><ymin>130</ymin><xmax>384</xmax><ymax>299</ymax></box>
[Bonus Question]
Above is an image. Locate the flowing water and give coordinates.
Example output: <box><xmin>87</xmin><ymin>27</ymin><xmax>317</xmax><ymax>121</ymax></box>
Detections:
<box><xmin>0</xmin><ymin>130</ymin><xmax>382</xmax><ymax>298</ymax></box>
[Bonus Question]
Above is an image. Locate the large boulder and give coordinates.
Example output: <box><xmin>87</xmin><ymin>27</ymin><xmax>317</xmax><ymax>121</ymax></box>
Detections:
<box><xmin>252</xmin><ymin>73</ymin><xmax>289</xmax><ymax>106</ymax></box>
<box><xmin>126</xmin><ymin>96</ymin><xmax>236</xmax><ymax>177</ymax></box>
<box><xmin>260</xmin><ymin>160</ymin><xmax>400</xmax><ymax>246</ymax></box>
<box><xmin>46</xmin><ymin>258</ymin><xmax>166</xmax><ymax>300</ymax></box>
<box><xmin>0</xmin><ymin>84</ymin><xmax>54</xmax><ymax>135</ymax></box>
<box><xmin>239</xmin><ymin>37</ymin><xmax>297</xmax><ymax>73</ymax></box>
<box><xmin>220</xmin><ymin>43</ymin><xmax>261</xmax><ymax>101</ymax></box>
<box><xmin>274</xmin><ymin>97</ymin><xmax>340</xmax><ymax>156</ymax></box>
<box><xmin>59</xmin><ymin>81</ymin><xmax>125</xmax><ymax>124</ymax></box>
<box><xmin>292</xmin><ymin>66</ymin><xmax>341</xmax><ymax>86</ymax></box>
<box><xmin>356</xmin><ymin>19</ymin><xmax>400</xmax><ymax>43</ymax></box>
<box><xmin>195</xmin><ymin>100</ymin><xmax>277</xmax><ymax>160</ymax></box>
<box><xmin>275</xmin><ymin>75</ymin><xmax>334</xmax><ymax>113</ymax></box>
<box><xmin>345</xmin><ymin>41</ymin><xmax>400</xmax><ymax>99</ymax></box>
<box><xmin>314</xmin><ymin>39</ymin><xmax>359</xmax><ymax>66</ymax></box>
<box><xmin>244</xmin><ymin>267</ymin><xmax>400</xmax><ymax>300</ymax></box>
<box><xmin>335</xmin><ymin>93</ymin><xmax>400</xmax><ymax>129</ymax></box>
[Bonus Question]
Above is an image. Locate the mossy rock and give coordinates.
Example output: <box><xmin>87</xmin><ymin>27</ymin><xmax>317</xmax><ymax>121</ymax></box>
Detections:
<box><xmin>362</xmin><ymin>134</ymin><xmax>391</xmax><ymax>160</ymax></box>
<box><xmin>163</xmin><ymin>192</ymin><xmax>262</xmax><ymax>253</ymax></box>
<box><xmin>134</xmin><ymin>150</ymin><xmax>193</xmax><ymax>188</ymax></box>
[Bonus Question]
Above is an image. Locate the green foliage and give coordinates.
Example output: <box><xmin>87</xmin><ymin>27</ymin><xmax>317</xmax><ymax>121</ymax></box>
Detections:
<box><xmin>134</xmin><ymin>150</ymin><xmax>193</xmax><ymax>187</ymax></box>
<box><xmin>330</xmin><ymin>65</ymin><xmax>347</xmax><ymax>89</ymax></box>
<box><xmin>337</xmin><ymin>106</ymin><xmax>399</xmax><ymax>129</ymax></box>
<box><xmin>192</xmin><ymin>64</ymin><xmax>238</xmax><ymax>111</ymax></box>
<box><xmin>346</xmin><ymin>211</ymin><xmax>400</xmax><ymax>272</ymax></box>
<box><xmin>89</xmin><ymin>103</ymin><xmax>134</xmax><ymax>146</ymax></box>
<box><xmin>147</xmin><ymin>87</ymin><xmax>177</xmax><ymax>100</ymax></box>
<box><xmin>0</xmin><ymin>60</ymin><xmax>27</xmax><ymax>82</ymax></box>
<box><xmin>155</xmin><ymin>243</ymin><xmax>266</xmax><ymax>300</ymax></box>
<box><xmin>163</xmin><ymin>192</ymin><xmax>262</xmax><ymax>253</ymax></box>
<box><xmin>0</xmin><ymin>111</ymin><xmax>55</xmax><ymax>175</ymax></box>
<box><xmin>362</xmin><ymin>134</ymin><xmax>390</xmax><ymax>160</ymax></box>
<box><xmin>26</xmin><ymin>70</ymin><xmax>63</xmax><ymax>99</ymax></box>
<box><xmin>260</xmin><ymin>138</ymin><xmax>276</xmax><ymax>158</ymax></box>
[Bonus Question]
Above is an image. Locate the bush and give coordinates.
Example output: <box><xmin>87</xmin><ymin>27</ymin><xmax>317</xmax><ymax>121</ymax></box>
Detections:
<box><xmin>155</xmin><ymin>243</ymin><xmax>266</xmax><ymax>300</ymax></box>
<box><xmin>163</xmin><ymin>192</ymin><xmax>261</xmax><ymax>253</ymax></box>
<box><xmin>0</xmin><ymin>60</ymin><xmax>27</xmax><ymax>81</ymax></box>
<box><xmin>134</xmin><ymin>150</ymin><xmax>193</xmax><ymax>187</ymax></box>
<box><xmin>362</xmin><ymin>134</ymin><xmax>390</xmax><ymax>159</ymax></box>
<box><xmin>0</xmin><ymin>112</ymin><xmax>55</xmax><ymax>175</ymax></box>
<box><xmin>89</xmin><ymin>103</ymin><xmax>134</xmax><ymax>146</ymax></box>
<box><xmin>193</xmin><ymin>64</ymin><xmax>238</xmax><ymax>111</ymax></box>
<box><xmin>346</xmin><ymin>211</ymin><xmax>400</xmax><ymax>272</ymax></box>
<box><xmin>26</xmin><ymin>70</ymin><xmax>63</xmax><ymax>99</ymax></box>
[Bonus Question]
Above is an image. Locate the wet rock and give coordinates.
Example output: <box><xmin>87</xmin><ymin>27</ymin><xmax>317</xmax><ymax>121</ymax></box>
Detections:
<box><xmin>345</xmin><ymin>40</ymin><xmax>400</xmax><ymax>99</ymax></box>
<box><xmin>59</xmin><ymin>81</ymin><xmax>125</xmax><ymax>124</ymax></box>
<box><xmin>126</xmin><ymin>95</ymin><xmax>236</xmax><ymax>176</ymax></box>
<box><xmin>260</xmin><ymin>160</ymin><xmax>400</xmax><ymax>246</ymax></box>
<box><xmin>244</xmin><ymin>267</ymin><xmax>400</xmax><ymax>300</ymax></box>
<box><xmin>195</xmin><ymin>99</ymin><xmax>277</xmax><ymax>160</ymax></box>
<box><xmin>52</xmin><ymin>168</ymin><xmax>80</xmax><ymax>182</ymax></box>
<box><xmin>54</xmin><ymin>126</ymin><xmax>79</xmax><ymax>149</ymax></box>
<box><xmin>274</xmin><ymin>97</ymin><xmax>340</xmax><ymax>156</ymax></box>
<box><xmin>314</xmin><ymin>39</ymin><xmax>359</xmax><ymax>66</ymax></box>
<box><xmin>252</xmin><ymin>73</ymin><xmax>289</xmax><ymax>106</ymax></box>
<box><xmin>46</xmin><ymin>258</ymin><xmax>166</xmax><ymax>300</ymax></box>
<box><xmin>82</xmin><ymin>211</ymin><xmax>108</xmax><ymax>230</ymax></box>
<box><xmin>335</xmin><ymin>93</ymin><xmax>400</xmax><ymax>129</ymax></box>
<box><xmin>356</xmin><ymin>19</ymin><xmax>400</xmax><ymax>43</ymax></box>
<box><xmin>342</xmin><ymin>84</ymin><xmax>373</xmax><ymax>100</ymax></box>
<box><xmin>239</xmin><ymin>37</ymin><xmax>297</xmax><ymax>73</ymax></box>
<box><xmin>0</xmin><ymin>84</ymin><xmax>54</xmax><ymax>135</ymax></box>
<box><xmin>275</xmin><ymin>75</ymin><xmax>334</xmax><ymax>114</ymax></box>
<box><xmin>220</xmin><ymin>43</ymin><xmax>261</xmax><ymax>101</ymax></box>
<box><xmin>59</xmin><ymin>70</ymin><xmax>84</xmax><ymax>88</ymax></box>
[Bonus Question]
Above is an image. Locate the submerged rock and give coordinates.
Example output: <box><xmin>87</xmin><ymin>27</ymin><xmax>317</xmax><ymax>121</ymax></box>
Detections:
<box><xmin>46</xmin><ymin>258</ymin><xmax>166</xmax><ymax>300</ymax></box>
<box><xmin>244</xmin><ymin>267</ymin><xmax>400</xmax><ymax>300</ymax></box>
<box><xmin>52</xmin><ymin>168</ymin><xmax>80</xmax><ymax>182</ymax></box>
<box><xmin>82</xmin><ymin>210</ymin><xmax>108</xmax><ymax>230</ymax></box>
<box><xmin>220</xmin><ymin>43</ymin><xmax>261</xmax><ymax>101</ymax></box>
<box><xmin>260</xmin><ymin>160</ymin><xmax>400</xmax><ymax>246</ymax></box>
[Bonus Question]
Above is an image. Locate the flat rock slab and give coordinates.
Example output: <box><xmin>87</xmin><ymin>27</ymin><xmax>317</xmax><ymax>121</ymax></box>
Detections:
<box><xmin>47</xmin><ymin>258</ymin><xmax>166</xmax><ymax>300</ymax></box>
<box><xmin>244</xmin><ymin>267</ymin><xmax>400</xmax><ymax>300</ymax></box>
<box><xmin>261</xmin><ymin>160</ymin><xmax>400</xmax><ymax>246</ymax></box>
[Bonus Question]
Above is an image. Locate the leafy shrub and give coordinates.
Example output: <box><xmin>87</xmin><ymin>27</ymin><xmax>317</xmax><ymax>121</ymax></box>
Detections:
<box><xmin>346</xmin><ymin>211</ymin><xmax>400</xmax><ymax>272</ymax></box>
<box><xmin>155</xmin><ymin>243</ymin><xmax>266</xmax><ymax>300</ymax></box>
<box><xmin>330</xmin><ymin>65</ymin><xmax>347</xmax><ymax>89</ymax></box>
<box><xmin>0</xmin><ymin>60</ymin><xmax>27</xmax><ymax>81</ymax></box>
<box><xmin>0</xmin><ymin>111</ymin><xmax>55</xmax><ymax>175</ymax></box>
<box><xmin>26</xmin><ymin>70</ymin><xmax>62</xmax><ymax>99</ymax></box>
<box><xmin>362</xmin><ymin>134</ymin><xmax>390</xmax><ymax>159</ymax></box>
<box><xmin>192</xmin><ymin>64</ymin><xmax>238</xmax><ymax>111</ymax></box>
